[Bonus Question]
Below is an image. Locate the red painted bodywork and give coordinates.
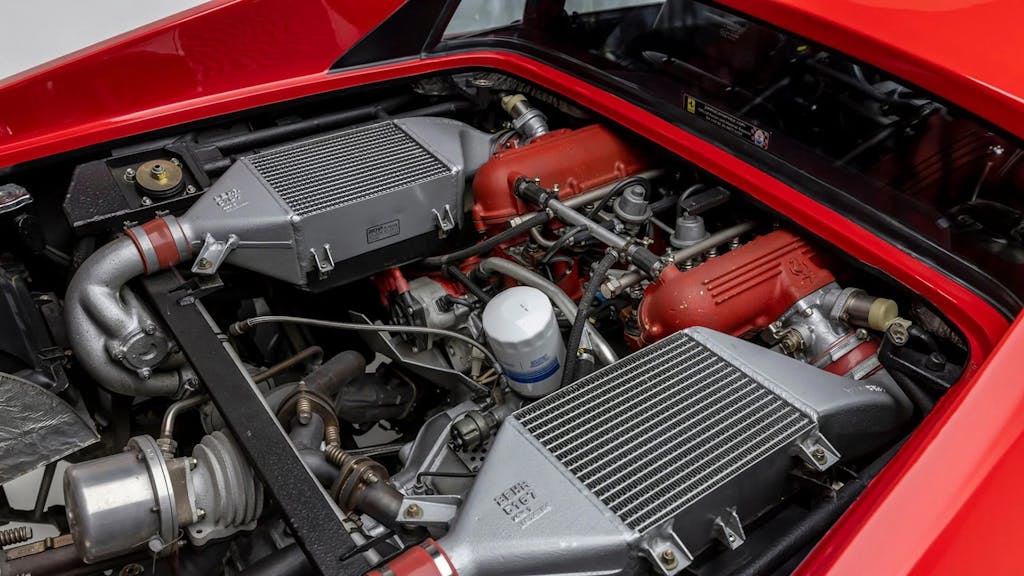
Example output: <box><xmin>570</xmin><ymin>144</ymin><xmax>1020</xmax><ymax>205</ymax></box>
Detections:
<box><xmin>638</xmin><ymin>230</ymin><xmax>834</xmax><ymax>344</ymax></box>
<box><xmin>0</xmin><ymin>2</ymin><xmax>1021</xmax><ymax>575</ymax></box>
<box><xmin>471</xmin><ymin>125</ymin><xmax>648</xmax><ymax>232</ymax></box>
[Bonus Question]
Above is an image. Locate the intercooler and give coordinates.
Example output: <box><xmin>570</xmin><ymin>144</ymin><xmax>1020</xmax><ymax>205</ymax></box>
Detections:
<box><xmin>175</xmin><ymin>117</ymin><xmax>497</xmax><ymax>288</ymax></box>
<box><xmin>439</xmin><ymin>327</ymin><xmax>909</xmax><ymax>576</ymax></box>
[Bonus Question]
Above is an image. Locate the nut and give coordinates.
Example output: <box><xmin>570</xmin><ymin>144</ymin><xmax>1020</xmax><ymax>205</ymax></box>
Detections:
<box><xmin>404</xmin><ymin>504</ymin><xmax>423</xmax><ymax>519</ymax></box>
<box><xmin>660</xmin><ymin>549</ymin><xmax>678</xmax><ymax>569</ymax></box>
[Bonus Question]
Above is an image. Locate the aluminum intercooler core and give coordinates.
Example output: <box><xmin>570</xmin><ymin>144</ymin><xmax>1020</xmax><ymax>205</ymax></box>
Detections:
<box><xmin>178</xmin><ymin>117</ymin><xmax>496</xmax><ymax>288</ymax></box>
<box><xmin>245</xmin><ymin>121</ymin><xmax>453</xmax><ymax>217</ymax></box>
<box><xmin>440</xmin><ymin>328</ymin><xmax>909</xmax><ymax>576</ymax></box>
<box><xmin>515</xmin><ymin>332</ymin><xmax>815</xmax><ymax>534</ymax></box>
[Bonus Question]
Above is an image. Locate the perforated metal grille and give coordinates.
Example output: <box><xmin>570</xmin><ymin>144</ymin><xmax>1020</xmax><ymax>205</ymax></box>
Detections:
<box><xmin>246</xmin><ymin>121</ymin><xmax>452</xmax><ymax>217</ymax></box>
<box><xmin>516</xmin><ymin>332</ymin><xmax>813</xmax><ymax>532</ymax></box>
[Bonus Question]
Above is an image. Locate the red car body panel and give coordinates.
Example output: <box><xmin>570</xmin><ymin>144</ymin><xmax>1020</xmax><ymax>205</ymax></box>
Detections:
<box><xmin>0</xmin><ymin>2</ymin><xmax>1020</xmax><ymax>574</ymax></box>
<box><xmin>718</xmin><ymin>0</ymin><xmax>1024</xmax><ymax>141</ymax></box>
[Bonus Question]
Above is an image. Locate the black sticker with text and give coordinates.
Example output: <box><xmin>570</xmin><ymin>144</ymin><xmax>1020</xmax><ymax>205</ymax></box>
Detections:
<box><xmin>684</xmin><ymin>94</ymin><xmax>771</xmax><ymax>150</ymax></box>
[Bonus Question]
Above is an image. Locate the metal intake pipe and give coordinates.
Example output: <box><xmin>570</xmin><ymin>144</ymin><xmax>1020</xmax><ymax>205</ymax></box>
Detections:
<box><xmin>65</xmin><ymin>217</ymin><xmax>193</xmax><ymax>397</ymax></box>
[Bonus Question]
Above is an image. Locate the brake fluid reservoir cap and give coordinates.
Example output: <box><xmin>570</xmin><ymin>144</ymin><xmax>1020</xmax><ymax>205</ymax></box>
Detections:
<box><xmin>482</xmin><ymin>286</ymin><xmax>565</xmax><ymax>398</ymax></box>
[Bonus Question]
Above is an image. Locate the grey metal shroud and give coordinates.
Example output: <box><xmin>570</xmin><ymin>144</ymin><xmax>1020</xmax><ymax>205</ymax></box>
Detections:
<box><xmin>439</xmin><ymin>327</ymin><xmax>909</xmax><ymax>576</ymax></box>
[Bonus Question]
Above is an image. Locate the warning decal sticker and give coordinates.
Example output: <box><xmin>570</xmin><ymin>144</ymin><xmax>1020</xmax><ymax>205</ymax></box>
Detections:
<box><xmin>684</xmin><ymin>94</ymin><xmax>771</xmax><ymax>150</ymax></box>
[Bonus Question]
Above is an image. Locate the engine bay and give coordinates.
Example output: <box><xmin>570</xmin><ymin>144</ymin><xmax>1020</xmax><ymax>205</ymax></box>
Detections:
<box><xmin>0</xmin><ymin>71</ymin><xmax>970</xmax><ymax>575</ymax></box>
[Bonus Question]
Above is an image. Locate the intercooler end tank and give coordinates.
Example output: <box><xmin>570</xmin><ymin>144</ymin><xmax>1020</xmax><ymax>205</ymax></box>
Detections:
<box><xmin>427</xmin><ymin>327</ymin><xmax>909</xmax><ymax>576</ymax></box>
<box><xmin>482</xmin><ymin>286</ymin><xmax>566</xmax><ymax>397</ymax></box>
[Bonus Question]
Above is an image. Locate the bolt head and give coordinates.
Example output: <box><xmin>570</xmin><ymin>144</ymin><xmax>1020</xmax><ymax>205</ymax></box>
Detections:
<box><xmin>404</xmin><ymin>504</ymin><xmax>423</xmax><ymax>519</ymax></box>
<box><xmin>196</xmin><ymin>508</ymin><xmax>206</xmax><ymax>519</ymax></box>
<box><xmin>141</xmin><ymin>196</ymin><xmax>153</xmax><ymax>206</ymax></box>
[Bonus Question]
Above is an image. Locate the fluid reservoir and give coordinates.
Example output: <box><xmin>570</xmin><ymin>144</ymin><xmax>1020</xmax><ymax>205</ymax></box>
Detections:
<box><xmin>482</xmin><ymin>286</ymin><xmax>565</xmax><ymax>397</ymax></box>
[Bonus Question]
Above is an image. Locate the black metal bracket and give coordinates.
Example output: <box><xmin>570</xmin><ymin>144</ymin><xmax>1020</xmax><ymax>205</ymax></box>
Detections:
<box><xmin>141</xmin><ymin>271</ymin><xmax>368</xmax><ymax>575</ymax></box>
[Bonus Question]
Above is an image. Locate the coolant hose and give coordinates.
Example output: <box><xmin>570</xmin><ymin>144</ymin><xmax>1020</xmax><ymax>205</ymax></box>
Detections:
<box><xmin>728</xmin><ymin>438</ymin><xmax>906</xmax><ymax>576</ymax></box>
<box><xmin>475</xmin><ymin>257</ymin><xmax>618</xmax><ymax>366</ymax></box>
<box><xmin>421</xmin><ymin>212</ymin><xmax>551</xmax><ymax>267</ymax></box>
<box><xmin>890</xmin><ymin>370</ymin><xmax>936</xmax><ymax>417</ymax></box>
<box><xmin>563</xmin><ymin>250</ymin><xmax>619</xmax><ymax>386</ymax></box>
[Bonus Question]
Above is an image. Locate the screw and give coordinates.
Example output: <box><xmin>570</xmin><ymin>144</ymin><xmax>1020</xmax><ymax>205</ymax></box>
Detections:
<box><xmin>196</xmin><ymin>508</ymin><xmax>206</xmax><ymax>520</ymax></box>
<box><xmin>170</xmin><ymin>158</ymin><xmax>181</xmax><ymax>166</ymax></box>
<box><xmin>0</xmin><ymin>526</ymin><xmax>32</xmax><ymax>546</ymax></box>
<box><xmin>812</xmin><ymin>447</ymin><xmax>827</xmax><ymax>463</ymax></box>
<box><xmin>113</xmin><ymin>350</ymin><xmax>127</xmax><ymax>361</ymax></box>
<box><xmin>404</xmin><ymin>504</ymin><xmax>423</xmax><ymax>519</ymax></box>
<box><xmin>195</xmin><ymin>257</ymin><xmax>212</xmax><ymax>270</ymax></box>
<box><xmin>124</xmin><ymin>168</ymin><xmax>136</xmax><ymax>182</ymax></box>
<box><xmin>139</xmin><ymin>368</ymin><xmax>153</xmax><ymax>380</ymax></box>
<box><xmin>802</xmin><ymin>308</ymin><xmax>814</xmax><ymax>317</ymax></box>
<box><xmin>660</xmin><ymin>549</ymin><xmax>678</xmax><ymax>569</ymax></box>
<box><xmin>727</xmin><ymin>533</ymin><xmax>736</xmax><ymax>542</ymax></box>
<box><xmin>141</xmin><ymin>196</ymin><xmax>153</xmax><ymax>206</ymax></box>
<box><xmin>144</xmin><ymin>323</ymin><xmax>156</xmax><ymax>335</ymax></box>
<box><xmin>189</xmin><ymin>457</ymin><xmax>198</xmax><ymax>470</ymax></box>
<box><xmin>855</xmin><ymin>328</ymin><xmax>869</xmax><ymax>340</ymax></box>
<box><xmin>185</xmin><ymin>184</ymin><xmax>198</xmax><ymax>195</ymax></box>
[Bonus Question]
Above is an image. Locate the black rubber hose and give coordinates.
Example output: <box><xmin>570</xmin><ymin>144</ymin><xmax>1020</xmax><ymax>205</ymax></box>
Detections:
<box><xmin>585</xmin><ymin>176</ymin><xmax>648</xmax><ymax>219</ymax></box>
<box><xmin>539</xmin><ymin>224</ymin><xmax>586</xmax><ymax>265</ymax></box>
<box><xmin>304</xmin><ymin>350</ymin><xmax>366</xmax><ymax>398</ymax></box>
<box><xmin>390</xmin><ymin>100</ymin><xmax>475</xmax><ymax>119</ymax></box>
<box><xmin>728</xmin><ymin>438</ymin><xmax>906</xmax><ymax>576</ymax></box>
<box><xmin>562</xmin><ymin>250</ymin><xmax>618</xmax><ymax>387</ymax></box>
<box><xmin>211</xmin><ymin>95</ymin><xmax>413</xmax><ymax>154</ymax></box>
<box><xmin>239</xmin><ymin>544</ymin><xmax>312</xmax><ymax>576</ymax></box>
<box><xmin>890</xmin><ymin>370</ymin><xmax>937</xmax><ymax>417</ymax></box>
<box><xmin>421</xmin><ymin>212</ymin><xmax>551</xmax><ymax>267</ymax></box>
<box><xmin>445</xmin><ymin>265</ymin><xmax>492</xmax><ymax>303</ymax></box>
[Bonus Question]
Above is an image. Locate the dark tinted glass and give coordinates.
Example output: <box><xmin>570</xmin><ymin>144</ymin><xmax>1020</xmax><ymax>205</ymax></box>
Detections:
<box><xmin>442</xmin><ymin>0</ymin><xmax>1024</xmax><ymax>304</ymax></box>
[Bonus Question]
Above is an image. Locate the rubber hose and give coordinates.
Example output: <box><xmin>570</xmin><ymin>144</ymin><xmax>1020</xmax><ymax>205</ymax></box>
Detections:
<box><xmin>421</xmin><ymin>212</ymin><xmax>551</xmax><ymax>267</ymax></box>
<box><xmin>304</xmin><ymin>350</ymin><xmax>366</xmax><ymax>398</ymax></box>
<box><xmin>563</xmin><ymin>251</ymin><xmax>618</xmax><ymax>387</ymax></box>
<box><xmin>890</xmin><ymin>370</ymin><xmax>936</xmax><ymax>417</ymax></box>
<box><xmin>445</xmin><ymin>265</ymin><xmax>492</xmax><ymax>303</ymax></box>
<box><xmin>728</xmin><ymin>438</ymin><xmax>906</xmax><ymax>576</ymax></box>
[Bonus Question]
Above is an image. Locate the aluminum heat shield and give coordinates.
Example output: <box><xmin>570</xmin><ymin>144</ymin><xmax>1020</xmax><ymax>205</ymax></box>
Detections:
<box><xmin>0</xmin><ymin>373</ymin><xmax>98</xmax><ymax>484</ymax></box>
<box><xmin>440</xmin><ymin>327</ymin><xmax>908</xmax><ymax>576</ymax></box>
<box><xmin>179</xmin><ymin>117</ymin><xmax>496</xmax><ymax>287</ymax></box>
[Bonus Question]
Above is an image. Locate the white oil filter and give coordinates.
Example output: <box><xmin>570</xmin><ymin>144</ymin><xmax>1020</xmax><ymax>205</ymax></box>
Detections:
<box><xmin>482</xmin><ymin>286</ymin><xmax>565</xmax><ymax>397</ymax></box>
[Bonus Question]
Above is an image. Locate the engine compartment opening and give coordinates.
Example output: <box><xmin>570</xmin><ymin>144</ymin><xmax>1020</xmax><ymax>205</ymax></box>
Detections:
<box><xmin>0</xmin><ymin>70</ymin><xmax>974</xmax><ymax>576</ymax></box>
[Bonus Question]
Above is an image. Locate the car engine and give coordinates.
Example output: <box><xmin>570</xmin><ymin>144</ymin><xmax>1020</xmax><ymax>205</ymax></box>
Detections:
<box><xmin>0</xmin><ymin>73</ymin><xmax>966</xmax><ymax>575</ymax></box>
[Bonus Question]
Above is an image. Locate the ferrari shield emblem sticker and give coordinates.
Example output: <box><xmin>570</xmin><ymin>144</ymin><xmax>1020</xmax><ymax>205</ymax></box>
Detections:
<box><xmin>683</xmin><ymin>94</ymin><xmax>771</xmax><ymax>150</ymax></box>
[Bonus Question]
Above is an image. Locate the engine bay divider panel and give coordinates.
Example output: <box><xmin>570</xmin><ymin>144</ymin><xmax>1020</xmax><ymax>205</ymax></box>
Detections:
<box><xmin>141</xmin><ymin>271</ymin><xmax>368</xmax><ymax>576</ymax></box>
